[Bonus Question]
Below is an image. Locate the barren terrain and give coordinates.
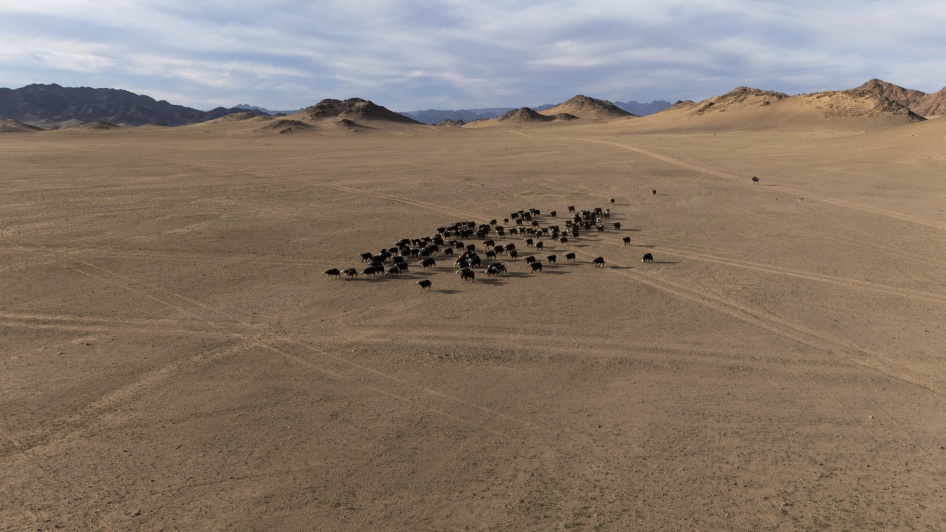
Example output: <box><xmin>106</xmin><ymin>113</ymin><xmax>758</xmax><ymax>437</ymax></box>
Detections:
<box><xmin>2</xmin><ymin>111</ymin><xmax>945</xmax><ymax>530</ymax></box>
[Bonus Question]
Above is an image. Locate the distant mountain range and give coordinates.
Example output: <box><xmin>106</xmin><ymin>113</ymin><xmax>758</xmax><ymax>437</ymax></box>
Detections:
<box><xmin>2</xmin><ymin>80</ymin><xmax>943</xmax><ymax>130</ymax></box>
<box><xmin>0</xmin><ymin>84</ymin><xmax>254</xmax><ymax>126</ymax></box>
<box><xmin>401</xmin><ymin>100</ymin><xmax>671</xmax><ymax>124</ymax></box>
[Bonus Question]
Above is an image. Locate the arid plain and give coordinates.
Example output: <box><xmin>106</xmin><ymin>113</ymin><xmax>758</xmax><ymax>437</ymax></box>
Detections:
<box><xmin>2</xmin><ymin>95</ymin><xmax>946</xmax><ymax>530</ymax></box>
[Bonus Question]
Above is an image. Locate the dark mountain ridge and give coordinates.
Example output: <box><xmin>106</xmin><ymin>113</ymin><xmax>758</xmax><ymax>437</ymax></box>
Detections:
<box><xmin>0</xmin><ymin>84</ymin><xmax>253</xmax><ymax>126</ymax></box>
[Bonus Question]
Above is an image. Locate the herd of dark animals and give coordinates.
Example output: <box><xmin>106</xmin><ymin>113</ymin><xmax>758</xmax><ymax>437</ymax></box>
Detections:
<box><xmin>324</xmin><ymin>177</ymin><xmax>762</xmax><ymax>289</ymax></box>
<box><xmin>320</xmin><ymin>194</ymin><xmax>675</xmax><ymax>290</ymax></box>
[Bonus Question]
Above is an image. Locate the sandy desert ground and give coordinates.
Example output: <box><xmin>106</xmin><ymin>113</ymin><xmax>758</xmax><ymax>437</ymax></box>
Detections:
<box><xmin>2</xmin><ymin>109</ymin><xmax>945</xmax><ymax>530</ymax></box>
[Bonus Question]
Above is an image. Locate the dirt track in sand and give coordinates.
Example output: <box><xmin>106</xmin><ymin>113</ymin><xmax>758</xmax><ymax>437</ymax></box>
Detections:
<box><xmin>2</xmin><ymin>116</ymin><xmax>945</xmax><ymax>530</ymax></box>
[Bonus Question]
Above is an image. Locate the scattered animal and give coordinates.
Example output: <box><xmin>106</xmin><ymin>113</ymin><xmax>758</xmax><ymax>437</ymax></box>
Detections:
<box><xmin>622</xmin><ymin>236</ymin><xmax>631</xmax><ymax>246</ymax></box>
<box><xmin>592</xmin><ymin>256</ymin><xmax>605</xmax><ymax>267</ymax></box>
<box><xmin>642</xmin><ymin>253</ymin><xmax>653</xmax><ymax>262</ymax></box>
<box><xmin>612</xmin><ymin>222</ymin><xmax>621</xmax><ymax>230</ymax></box>
<box><xmin>417</xmin><ymin>279</ymin><xmax>432</xmax><ymax>290</ymax></box>
<box><xmin>652</xmin><ymin>189</ymin><xmax>657</xmax><ymax>195</ymax></box>
<box><xmin>752</xmin><ymin>176</ymin><xmax>760</xmax><ymax>185</ymax></box>
<box><xmin>343</xmin><ymin>268</ymin><xmax>358</xmax><ymax>279</ymax></box>
<box><xmin>610</xmin><ymin>198</ymin><xmax>615</xmax><ymax>203</ymax></box>
<box><xmin>323</xmin><ymin>268</ymin><xmax>341</xmax><ymax>278</ymax></box>
<box><xmin>546</xmin><ymin>255</ymin><xmax>557</xmax><ymax>264</ymax></box>
<box><xmin>565</xmin><ymin>252</ymin><xmax>576</xmax><ymax>262</ymax></box>
<box><xmin>530</xmin><ymin>262</ymin><xmax>543</xmax><ymax>272</ymax></box>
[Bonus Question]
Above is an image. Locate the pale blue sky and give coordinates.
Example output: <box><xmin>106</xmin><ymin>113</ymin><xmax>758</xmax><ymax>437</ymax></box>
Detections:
<box><xmin>1</xmin><ymin>1</ymin><xmax>944</xmax><ymax>111</ymax></box>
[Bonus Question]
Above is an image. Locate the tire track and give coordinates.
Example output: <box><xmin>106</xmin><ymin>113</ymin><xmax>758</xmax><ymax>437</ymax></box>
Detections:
<box><xmin>507</xmin><ymin>130</ymin><xmax>946</xmax><ymax>230</ymax></box>
<box><xmin>596</xmin><ymin>256</ymin><xmax>944</xmax><ymax>398</ymax></box>
<box><xmin>2</xmin><ymin>232</ymin><xmax>528</xmax><ymax>443</ymax></box>
<box><xmin>656</xmin><ymin>246</ymin><xmax>946</xmax><ymax>304</ymax></box>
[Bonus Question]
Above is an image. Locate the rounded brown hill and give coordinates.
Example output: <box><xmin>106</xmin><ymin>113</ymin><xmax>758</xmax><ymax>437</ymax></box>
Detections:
<box><xmin>658</xmin><ymin>85</ymin><xmax>925</xmax><ymax>130</ymax></box>
<box><xmin>0</xmin><ymin>119</ymin><xmax>44</xmax><ymax>132</ymax></box>
<box><xmin>912</xmin><ymin>84</ymin><xmax>946</xmax><ymax>117</ymax></box>
<box><xmin>497</xmin><ymin>107</ymin><xmax>554</xmax><ymax>122</ymax></box>
<box><xmin>851</xmin><ymin>79</ymin><xmax>928</xmax><ymax>111</ymax></box>
<box><xmin>688</xmin><ymin>87</ymin><xmax>790</xmax><ymax>115</ymax></box>
<box><xmin>300</xmin><ymin>98</ymin><xmax>420</xmax><ymax>124</ymax></box>
<box><xmin>541</xmin><ymin>95</ymin><xmax>634</xmax><ymax>119</ymax></box>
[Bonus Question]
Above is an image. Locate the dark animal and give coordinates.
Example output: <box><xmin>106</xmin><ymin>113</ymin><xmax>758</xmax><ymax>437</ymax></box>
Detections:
<box><xmin>622</xmin><ymin>236</ymin><xmax>631</xmax><ymax>246</ymax></box>
<box><xmin>323</xmin><ymin>268</ymin><xmax>341</xmax><ymax>278</ymax></box>
<box><xmin>567</xmin><ymin>205</ymin><xmax>576</xmax><ymax>213</ymax></box>
<box><xmin>530</xmin><ymin>262</ymin><xmax>543</xmax><ymax>272</ymax></box>
<box><xmin>525</xmin><ymin>238</ymin><xmax>534</xmax><ymax>247</ymax></box>
<box><xmin>417</xmin><ymin>279</ymin><xmax>432</xmax><ymax>290</ymax></box>
<box><xmin>360</xmin><ymin>252</ymin><xmax>373</xmax><ymax>262</ymax></box>
<box><xmin>652</xmin><ymin>189</ymin><xmax>657</xmax><ymax>195</ymax></box>
<box><xmin>524</xmin><ymin>256</ymin><xmax>537</xmax><ymax>264</ymax></box>
<box><xmin>546</xmin><ymin>255</ymin><xmax>557</xmax><ymax>264</ymax></box>
<box><xmin>752</xmin><ymin>176</ymin><xmax>760</xmax><ymax>185</ymax></box>
<box><xmin>457</xmin><ymin>268</ymin><xmax>475</xmax><ymax>281</ymax></box>
<box><xmin>509</xmin><ymin>249</ymin><xmax>518</xmax><ymax>260</ymax></box>
<box><xmin>421</xmin><ymin>258</ymin><xmax>437</xmax><ymax>268</ymax></box>
<box><xmin>612</xmin><ymin>222</ymin><xmax>621</xmax><ymax>230</ymax></box>
<box><xmin>565</xmin><ymin>252</ymin><xmax>576</xmax><ymax>262</ymax></box>
<box><xmin>559</xmin><ymin>236</ymin><xmax>568</xmax><ymax>244</ymax></box>
<box><xmin>486</xmin><ymin>263</ymin><xmax>507</xmax><ymax>276</ymax></box>
<box><xmin>535</xmin><ymin>241</ymin><xmax>544</xmax><ymax>251</ymax></box>
<box><xmin>549</xmin><ymin>210</ymin><xmax>557</xmax><ymax>217</ymax></box>
<box><xmin>592</xmin><ymin>256</ymin><xmax>605</xmax><ymax>267</ymax></box>
<box><xmin>343</xmin><ymin>268</ymin><xmax>358</xmax><ymax>279</ymax></box>
<box><xmin>610</xmin><ymin>198</ymin><xmax>615</xmax><ymax>204</ymax></box>
<box><xmin>642</xmin><ymin>253</ymin><xmax>654</xmax><ymax>263</ymax></box>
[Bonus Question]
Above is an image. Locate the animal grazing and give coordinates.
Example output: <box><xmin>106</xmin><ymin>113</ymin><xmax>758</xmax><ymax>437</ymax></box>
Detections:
<box><xmin>530</xmin><ymin>262</ymin><xmax>543</xmax><ymax>272</ymax></box>
<box><xmin>642</xmin><ymin>253</ymin><xmax>654</xmax><ymax>262</ymax></box>
<box><xmin>485</xmin><ymin>263</ymin><xmax>507</xmax><ymax>276</ymax></box>
<box><xmin>592</xmin><ymin>256</ymin><xmax>605</xmax><ymax>267</ymax></box>
<box><xmin>323</xmin><ymin>268</ymin><xmax>341</xmax><ymax>278</ymax></box>
<box><xmin>622</xmin><ymin>236</ymin><xmax>631</xmax><ymax>246</ymax></box>
<box><xmin>752</xmin><ymin>176</ymin><xmax>760</xmax><ymax>185</ymax></box>
<box><xmin>565</xmin><ymin>252</ymin><xmax>576</xmax><ymax>262</ymax></box>
<box><xmin>417</xmin><ymin>279</ymin><xmax>432</xmax><ymax>290</ymax></box>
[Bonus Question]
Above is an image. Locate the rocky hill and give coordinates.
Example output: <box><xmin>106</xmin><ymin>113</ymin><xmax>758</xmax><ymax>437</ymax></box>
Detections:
<box><xmin>298</xmin><ymin>98</ymin><xmax>419</xmax><ymax>123</ymax></box>
<box><xmin>0</xmin><ymin>84</ymin><xmax>252</xmax><ymax>126</ymax></box>
<box><xmin>540</xmin><ymin>95</ymin><xmax>634</xmax><ymax>119</ymax></box>
<box><xmin>496</xmin><ymin>107</ymin><xmax>555</xmax><ymax>122</ymax></box>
